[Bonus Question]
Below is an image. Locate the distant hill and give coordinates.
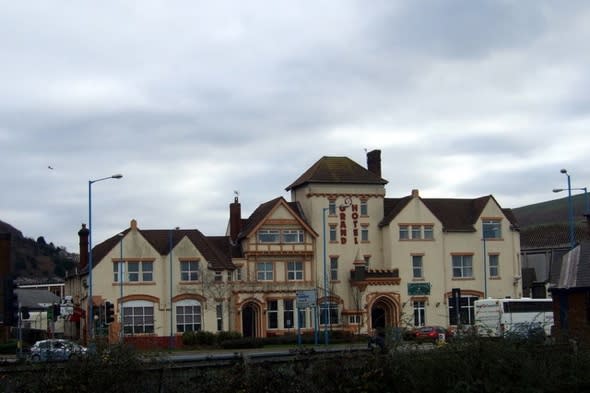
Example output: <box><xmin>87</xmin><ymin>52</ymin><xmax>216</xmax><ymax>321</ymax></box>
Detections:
<box><xmin>512</xmin><ymin>193</ymin><xmax>589</xmax><ymax>228</ymax></box>
<box><xmin>0</xmin><ymin>219</ymin><xmax>78</xmax><ymax>280</ymax></box>
<box><xmin>512</xmin><ymin>193</ymin><xmax>590</xmax><ymax>249</ymax></box>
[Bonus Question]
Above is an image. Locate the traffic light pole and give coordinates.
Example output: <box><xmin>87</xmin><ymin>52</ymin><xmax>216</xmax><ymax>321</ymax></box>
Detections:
<box><xmin>17</xmin><ymin>303</ymin><xmax>22</xmax><ymax>359</ymax></box>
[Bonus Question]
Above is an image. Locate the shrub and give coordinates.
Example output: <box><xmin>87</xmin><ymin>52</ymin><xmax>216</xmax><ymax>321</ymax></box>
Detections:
<box><xmin>216</xmin><ymin>331</ymin><xmax>242</xmax><ymax>344</ymax></box>
<box><xmin>0</xmin><ymin>340</ymin><xmax>17</xmax><ymax>354</ymax></box>
<box><xmin>218</xmin><ymin>337</ymin><xmax>265</xmax><ymax>349</ymax></box>
<box><xmin>195</xmin><ymin>331</ymin><xmax>217</xmax><ymax>346</ymax></box>
<box><xmin>181</xmin><ymin>331</ymin><xmax>197</xmax><ymax>346</ymax></box>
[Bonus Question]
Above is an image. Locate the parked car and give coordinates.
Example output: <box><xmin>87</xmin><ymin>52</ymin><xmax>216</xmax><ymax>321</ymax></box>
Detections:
<box><xmin>29</xmin><ymin>339</ymin><xmax>88</xmax><ymax>362</ymax></box>
<box><xmin>412</xmin><ymin>326</ymin><xmax>452</xmax><ymax>343</ymax></box>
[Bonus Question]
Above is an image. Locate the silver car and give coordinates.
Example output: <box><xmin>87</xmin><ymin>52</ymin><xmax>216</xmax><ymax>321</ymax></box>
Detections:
<box><xmin>29</xmin><ymin>339</ymin><xmax>87</xmax><ymax>362</ymax></box>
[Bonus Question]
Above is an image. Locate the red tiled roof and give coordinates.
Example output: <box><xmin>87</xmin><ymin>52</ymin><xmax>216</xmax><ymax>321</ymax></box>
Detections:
<box><xmin>285</xmin><ymin>156</ymin><xmax>387</xmax><ymax>191</ymax></box>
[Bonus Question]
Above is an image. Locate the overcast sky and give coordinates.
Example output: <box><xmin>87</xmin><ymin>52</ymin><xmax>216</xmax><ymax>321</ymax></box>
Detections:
<box><xmin>1</xmin><ymin>1</ymin><xmax>589</xmax><ymax>253</ymax></box>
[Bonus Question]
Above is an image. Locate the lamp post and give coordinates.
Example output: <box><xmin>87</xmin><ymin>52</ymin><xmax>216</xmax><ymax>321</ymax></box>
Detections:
<box><xmin>118</xmin><ymin>233</ymin><xmax>124</xmax><ymax>343</ymax></box>
<box><xmin>88</xmin><ymin>173</ymin><xmax>123</xmax><ymax>339</ymax></box>
<box><xmin>556</xmin><ymin>169</ymin><xmax>575</xmax><ymax>249</ymax></box>
<box><xmin>322</xmin><ymin>207</ymin><xmax>329</xmax><ymax>345</ymax></box>
<box><xmin>482</xmin><ymin>221</ymin><xmax>488</xmax><ymax>299</ymax></box>
<box><xmin>169</xmin><ymin>229</ymin><xmax>175</xmax><ymax>349</ymax></box>
<box><xmin>554</xmin><ymin>186</ymin><xmax>589</xmax><ymax>216</ymax></box>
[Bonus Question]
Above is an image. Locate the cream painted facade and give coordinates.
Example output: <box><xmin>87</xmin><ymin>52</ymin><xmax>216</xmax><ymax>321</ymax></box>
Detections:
<box><xmin>66</xmin><ymin>151</ymin><xmax>522</xmax><ymax>343</ymax></box>
<box><xmin>289</xmin><ymin>185</ymin><xmax>521</xmax><ymax>331</ymax></box>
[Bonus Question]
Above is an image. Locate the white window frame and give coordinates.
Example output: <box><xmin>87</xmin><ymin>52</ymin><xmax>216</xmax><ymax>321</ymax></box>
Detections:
<box><xmin>256</xmin><ymin>262</ymin><xmax>273</xmax><ymax>281</ymax></box>
<box><xmin>175</xmin><ymin>299</ymin><xmax>202</xmax><ymax>333</ymax></box>
<box><xmin>424</xmin><ymin>225</ymin><xmax>434</xmax><ymax>240</ymax></box>
<box><xmin>360</xmin><ymin>200</ymin><xmax>368</xmax><ymax>216</ymax></box>
<box><xmin>283</xmin><ymin>230</ymin><xmax>304</xmax><ymax>243</ymax></box>
<box><xmin>287</xmin><ymin>261</ymin><xmax>304</xmax><ymax>281</ymax></box>
<box><xmin>399</xmin><ymin>225</ymin><xmax>409</xmax><ymax>240</ymax></box>
<box><xmin>411</xmin><ymin>225</ymin><xmax>421</xmax><ymax>239</ymax></box>
<box><xmin>122</xmin><ymin>300</ymin><xmax>154</xmax><ymax>335</ymax></box>
<box><xmin>258</xmin><ymin>229</ymin><xmax>281</xmax><ymax>243</ymax></box>
<box><xmin>180</xmin><ymin>260</ymin><xmax>200</xmax><ymax>281</ymax></box>
<box><xmin>361</xmin><ymin>225</ymin><xmax>369</xmax><ymax>242</ymax></box>
<box><xmin>483</xmin><ymin>219</ymin><xmax>502</xmax><ymax>239</ymax></box>
<box><xmin>412</xmin><ymin>255</ymin><xmax>423</xmax><ymax>279</ymax></box>
<box><xmin>489</xmin><ymin>254</ymin><xmax>500</xmax><ymax>277</ymax></box>
<box><xmin>124</xmin><ymin>261</ymin><xmax>153</xmax><ymax>282</ymax></box>
<box><xmin>413</xmin><ymin>301</ymin><xmax>426</xmax><ymax>326</ymax></box>
<box><xmin>452</xmin><ymin>255</ymin><xmax>473</xmax><ymax>278</ymax></box>
<box><xmin>330</xmin><ymin>256</ymin><xmax>338</xmax><ymax>281</ymax></box>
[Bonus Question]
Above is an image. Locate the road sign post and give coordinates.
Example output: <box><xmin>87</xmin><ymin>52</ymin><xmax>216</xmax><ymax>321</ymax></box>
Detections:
<box><xmin>296</xmin><ymin>290</ymin><xmax>317</xmax><ymax>346</ymax></box>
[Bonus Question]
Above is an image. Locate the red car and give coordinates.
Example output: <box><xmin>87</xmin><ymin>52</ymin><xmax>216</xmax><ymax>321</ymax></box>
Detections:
<box><xmin>412</xmin><ymin>326</ymin><xmax>452</xmax><ymax>343</ymax></box>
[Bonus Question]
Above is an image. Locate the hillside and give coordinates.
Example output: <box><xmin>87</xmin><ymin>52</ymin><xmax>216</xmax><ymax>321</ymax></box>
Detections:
<box><xmin>0</xmin><ymin>219</ymin><xmax>78</xmax><ymax>280</ymax></box>
<box><xmin>512</xmin><ymin>193</ymin><xmax>589</xmax><ymax>228</ymax></box>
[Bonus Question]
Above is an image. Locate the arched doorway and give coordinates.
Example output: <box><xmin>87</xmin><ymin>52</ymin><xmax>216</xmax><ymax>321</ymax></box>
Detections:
<box><xmin>370</xmin><ymin>296</ymin><xmax>398</xmax><ymax>330</ymax></box>
<box><xmin>241</xmin><ymin>302</ymin><xmax>259</xmax><ymax>338</ymax></box>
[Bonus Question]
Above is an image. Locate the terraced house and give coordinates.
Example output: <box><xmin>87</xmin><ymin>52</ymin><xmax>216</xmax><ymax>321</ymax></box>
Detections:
<box><xmin>64</xmin><ymin>150</ymin><xmax>522</xmax><ymax>345</ymax></box>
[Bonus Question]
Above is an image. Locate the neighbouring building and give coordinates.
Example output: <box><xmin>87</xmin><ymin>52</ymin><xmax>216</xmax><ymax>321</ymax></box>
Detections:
<box><xmin>549</xmin><ymin>240</ymin><xmax>590</xmax><ymax>345</ymax></box>
<box><xmin>65</xmin><ymin>150</ymin><xmax>522</xmax><ymax>345</ymax></box>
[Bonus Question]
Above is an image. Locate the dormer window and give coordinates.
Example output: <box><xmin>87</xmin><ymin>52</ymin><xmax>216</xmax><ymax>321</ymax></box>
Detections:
<box><xmin>283</xmin><ymin>230</ymin><xmax>304</xmax><ymax>243</ymax></box>
<box><xmin>258</xmin><ymin>229</ymin><xmax>280</xmax><ymax>243</ymax></box>
<box><xmin>257</xmin><ymin>229</ymin><xmax>304</xmax><ymax>243</ymax></box>
<box><xmin>482</xmin><ymin>219</ymin><xmax>502</xmax><ymax>239</ymax></box>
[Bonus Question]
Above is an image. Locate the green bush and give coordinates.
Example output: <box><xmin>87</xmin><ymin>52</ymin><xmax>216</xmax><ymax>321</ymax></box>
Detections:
<box><xmin>216</xmin><ymin>331</ymin><xmax>242</xmax><ymax>344</ymax></box>
<box><xmin>181</xmin><ymin>331</ymin><xmax>197</xmax><ymax>346</ymax></box>
<box><xmin>3</xmin><ymin>339</ymin><xmax>590</xmax><ymax>392</ymax></box>
<box><xmin>0</xmin><ymin>340</ymin><xmax>17</xmax><ymax>354</ymax></box>
<box><xmin>218</xmin><ymin>337</ymin><xmax>265</xmax><ymax>349</ymax></box>
<box><xmin>195</xmin><ymin>331</ymin><xmax>217</xmax><ymax>346</ymax></box>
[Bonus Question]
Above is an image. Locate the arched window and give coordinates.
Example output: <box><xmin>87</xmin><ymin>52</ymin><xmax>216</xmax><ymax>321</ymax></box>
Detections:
<box><xmin>122</xmin><ymin>300</ymin><xmax>154</xmax><ymax>335</ymax></box>
<box><xmin>175</xmin><ymin>299</ymin><xmax>202</xmax><ymax>332</ymax></box>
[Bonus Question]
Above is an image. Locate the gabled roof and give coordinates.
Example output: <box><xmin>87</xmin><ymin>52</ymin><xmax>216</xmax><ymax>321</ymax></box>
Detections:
<box><xmin>92</xmin><ymin>228</ymin><xmax>235</xmax><ymax>271</ymax></box>
<box><xmin>380</xmin><ymin>194</ymin><xmax>519</xmax><ymax>232</ymax></box>
<box><xmin>285</xmin><ymin>156</ymin><xmax>388</xmax><ymax>191</ymax></box>
<box><xmin>238</xmin><ymin>197</ymin><xmax>316</xmax><ymax>240</ymax></box>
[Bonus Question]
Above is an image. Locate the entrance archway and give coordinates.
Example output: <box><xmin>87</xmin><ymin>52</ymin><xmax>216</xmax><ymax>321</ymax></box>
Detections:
<box><xmin>370</xmin><ymin>296</ymin><xmax>398</xmax><ymax>330</ymax></box>
<box><xmin>241</xmin><ymin>302</ymin><xmax>260</xmax><ymax>338</ymax></box>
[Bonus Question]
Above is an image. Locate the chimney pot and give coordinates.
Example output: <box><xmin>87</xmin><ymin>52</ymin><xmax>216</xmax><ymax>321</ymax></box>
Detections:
<box><xmin>411</xmin><ymin>189</ymin><xmax>419</xmax><ymax>198</ymax></box>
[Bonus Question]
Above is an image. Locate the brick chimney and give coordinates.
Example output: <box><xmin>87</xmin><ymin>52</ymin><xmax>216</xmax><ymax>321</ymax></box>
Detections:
<box><xmin>78</xmin><ymin>224</ymin><xmax>89</xmax><ymax>270</ymax></box>
<box><xmin>230</xmin><ymin>196</ymin><xmax>242</xmax><ymax>242</ymax></box>
<box><xmin>367</xmin><ymin>149</ymin><xmax>382</xmax><ymax>178</ymax></box>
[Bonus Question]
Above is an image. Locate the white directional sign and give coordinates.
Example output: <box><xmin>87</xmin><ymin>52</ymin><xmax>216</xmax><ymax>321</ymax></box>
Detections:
<box><xmin>296</xmin><ymin>290</ymin><xmax>317</xmax><ymax>308</ymax></box>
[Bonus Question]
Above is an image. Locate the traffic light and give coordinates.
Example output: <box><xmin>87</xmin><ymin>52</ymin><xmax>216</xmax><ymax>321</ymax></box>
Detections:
<box><xmin>21</xmin><ymin>306</ymin><xmax>30</xmax><ymax>320</ymax></box>
<box><xmin>53</xmin><ymin>304</ymin><xmax>61</xmax><ymax>321</ymax></box>
<box><xmin>3</xmin><ymin>277</ymin><xmax>18</xmax><ymax>326</ymax></box>
<box><xmin>105</xmin><ymin>301</ymin><xmax>115</xmax><ymax>324</ymax></box>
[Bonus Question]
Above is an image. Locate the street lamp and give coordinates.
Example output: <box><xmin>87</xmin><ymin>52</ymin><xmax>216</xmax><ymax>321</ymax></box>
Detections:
<box><xmin>557</xmin><ymin>169</ymin><xmax>575</xmax><ymax>250</ymax></box>
<box><xmin>322</xmin><ymin>207</ymin><xmax>329</xmax><ymax>345</ymax></box>
<box><xmin>553</xmin><ymin>186</ymin><xmax>589</xmax><ymax>216</ymax></box>
<box><xmin>118</xmin><ymin>232</ymin><xmax>124</xmax><ymax>343</ymax></box>
<box><xmin>88</xmin><ymin>173</ymin><xmax>123</xmax><ymax>339</ymax></box>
